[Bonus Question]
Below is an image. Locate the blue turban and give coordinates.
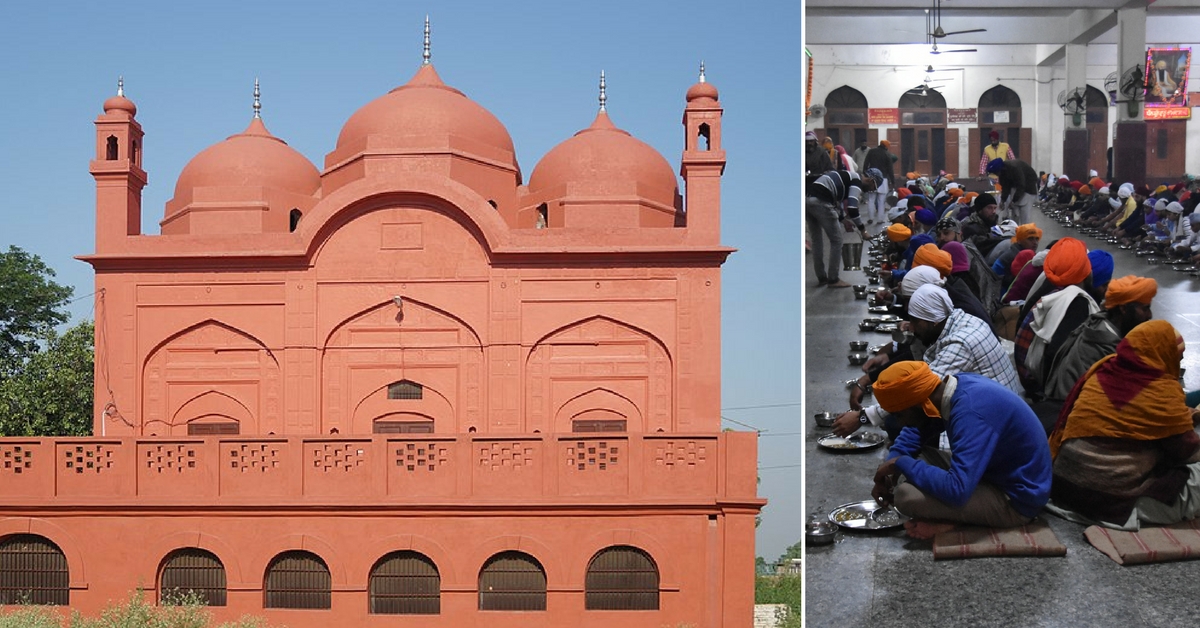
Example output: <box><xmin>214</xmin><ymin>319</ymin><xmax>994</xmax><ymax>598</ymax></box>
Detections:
<box><xmin>986</xmin><ymin>158</ymin><xmax>1005</xmax><ymax>174</ymax></box>
<box><xmin>864</xmin><ymin>168</ymin><xmax>885</xmax><ymax>187</ymax></box>
<box><xmin>903</xmin><ymin>234</ymin><xmax>937</xmax><ymax>269</ymax></box>
<box><xmin>1087</xmin><ymin>249</ymin><xmax>1114</xmax><ymax>288</ymax></box>
<box><xmin>914</xmin><ymin>209</ymin><xmax>938</xmax><ymax>226</ymax></box>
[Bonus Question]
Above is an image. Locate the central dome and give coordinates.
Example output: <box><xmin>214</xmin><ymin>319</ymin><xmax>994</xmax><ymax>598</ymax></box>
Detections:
<box><xmin>335</xmin><ymin>64</ymin><xmax>516</xmax><ymax>166</ymax></box>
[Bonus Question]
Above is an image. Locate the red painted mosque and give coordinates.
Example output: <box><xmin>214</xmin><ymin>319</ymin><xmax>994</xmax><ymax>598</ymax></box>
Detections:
<box><xmin>0</xmin><ymin>26</ymin><xmax>762</xmax><ymax>627</ymax></box>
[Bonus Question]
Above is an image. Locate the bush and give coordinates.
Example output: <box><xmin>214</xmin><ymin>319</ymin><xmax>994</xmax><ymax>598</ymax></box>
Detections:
<box><xmin>0</xmin><ymin>590</ymin><xmax>272</xmax><ymax>628</ymax></box>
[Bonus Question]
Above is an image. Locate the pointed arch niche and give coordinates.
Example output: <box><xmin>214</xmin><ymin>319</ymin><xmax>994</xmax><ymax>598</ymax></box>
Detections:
<box><xmin>525</xmin><ymin>317</ymin><xmax>671</xmax><ymax>434</ymax></box>
<box><xmin>142</xmin><ymin>321</ymin><xmax>279</xmax><ymax>436</ymax></box>
<box><xmin>820</xmin><ymin>86</ymin><xmax>871</xmax><ymax>152</ymax></box>
<box><xmin>322</xmin><ymin>299</ymin><xmax>482</xmax><ymax>435</ymax></box>
<box><xmin>968</xmin><ymin>84</ymin><xmax>1031</xmax><ymax>169</ymax></box>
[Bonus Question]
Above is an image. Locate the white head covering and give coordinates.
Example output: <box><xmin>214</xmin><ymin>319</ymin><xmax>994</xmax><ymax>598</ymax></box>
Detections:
<box><xmin>908</xmin><ymin>284</ymin><xmax>954</xmax><ymax>323</ymax></box>
<box><xmin>1118</xmin><ymin>183</ymin><xmax>1134</xmax><ymax>198</ymax></box>
<box><xmin>1166</xmin><ymin>201</ymin><xmax>1184</xmax><ymax>214</ymax></box>
<box><xmin>1031</xmin><ymin>249</ymin><xmax>1051</xmax><ymax>267</ymax></box>
<box><xmin>1098</xmin><ymin>186</ymin><xmax>1110</xmax><ymax>196</ymax></box>
<box><xmin>887</xmin><ymin>203</ymin><xmax>909</xmax><ymax>221</ymax></box>
<box><xmin>991</xmin><ymin>219</ymin><xmax>1019</xmax><ymax>238</ymax></box>
<box><xmin>899</xmin><ymin>265</ymin><xmax>945</xmax><ymax>297</ymax></box>
<box><xmin>1089</xmin><ymin>169</ymin><xmax>1099</xmax><ymax>178</ymax></box>
<box><xmin>1109</xmin><ymin>196</ymin><xmax>1122</xmax><ymax>209</ymax></box>
<box><xmin>1151</xmin><ymin>199</ymin><xmax>1165</xmax><ymax>210</ymax></box>
<box><xmin>946</xmin><ymin>182</ymin><xmax>960</xmax><ymax>190</ymax></box>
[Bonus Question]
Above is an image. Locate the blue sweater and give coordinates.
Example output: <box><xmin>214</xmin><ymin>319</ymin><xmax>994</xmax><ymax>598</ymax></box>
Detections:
<box><xmin>888</xmin><ymin>373</ymin><xmax>1052</xmax><ymax>518</ymax></box>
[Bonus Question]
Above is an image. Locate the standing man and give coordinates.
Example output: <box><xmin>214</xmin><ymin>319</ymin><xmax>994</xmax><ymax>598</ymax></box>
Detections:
<box><xmin>805</xmin><ymin>131</ymin><xmax>835</xmax><ymax>182</ymax></box>
<box><xmin>987</xmin><ymin>159</ymin><xmax>1038</xmax><ymax>224</ymax></box>
<box><xmin>863</xmin><ymin>140</ymin><xmax>896</xmax><ymax>227</ymax></box>
<box><xmin>853</xmin><ymin>139</ymin><xmax>871</xmax><ymax>174</ymax></box>
<box><xmin>806</xmin><ymin>168</ymin><xmax>882</xmax><ymax>288</ymax></box>
<box><xmin>977</xmin><ymin>130</ymin><xmax>1016</xmax><ymax>184</ymax></box>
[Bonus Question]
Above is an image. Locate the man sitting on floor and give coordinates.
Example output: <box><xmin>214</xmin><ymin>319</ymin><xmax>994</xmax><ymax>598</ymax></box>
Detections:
<box><xmin>834</xmin><ymin>283</ymin><xmax>1018</xmax><ymax>438</ymax></box>
<box><xmin>1048</xmin><ymin>320</ymin><xmax>1200</xmax><ymax>530</ymax></box>
<box><xmin>870</xmin><ymin>361</ymin><xmax>1052</xmax><ymax>539</ymax></box>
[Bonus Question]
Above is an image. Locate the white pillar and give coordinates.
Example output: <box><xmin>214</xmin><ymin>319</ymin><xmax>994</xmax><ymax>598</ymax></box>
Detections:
<box><xmin>1115</xmin><ymin>5</ymin><xmax>1147</xmax><ymax>123</ymax></box>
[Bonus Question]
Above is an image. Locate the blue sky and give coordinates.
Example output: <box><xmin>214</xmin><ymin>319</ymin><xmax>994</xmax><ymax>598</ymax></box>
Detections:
<box><xmin>2</xmin><ymin>0</ymin><xmax>801</xmax><ymax>560</ymax></box>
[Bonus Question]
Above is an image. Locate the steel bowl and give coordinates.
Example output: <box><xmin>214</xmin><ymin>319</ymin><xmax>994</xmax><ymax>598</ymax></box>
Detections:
<box><xmin>814</xmin><ymin>412</ymin><xmax>836</xmax><ymax>428</ymax></box>
<box><xmin>806</xmin><ymin>520</ymin><xmax>838</xmax><ymax>546</ymax></box>
<box><xmin>867</xmin><ymin>276</ymin><xmax>881</xmax><ymax>285</ymax></box>
<box><xmin>849</xmin><ymin>340</ymin><xmax>869</xmax><ymax>351</ymax></box>
<box><xmin>859</xmin><ymin>321</ymin><xmax>877</xmax><ymax>332</ymax></box>
<box><xmin>848</xmin><ymin>352</ymin><xmax>869</xmax><ymax>366</ymax></box>
<box><xmin>875</xmin><ymin>323</ymin><xmax>899</xmax><ymax>333</ymax></box>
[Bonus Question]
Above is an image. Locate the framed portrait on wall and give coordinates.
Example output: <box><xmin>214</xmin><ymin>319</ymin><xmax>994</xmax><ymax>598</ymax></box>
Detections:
<box><xmin>1144</xmin><ymin>48</ymin><xmax>1190</xmax><ymax>107</ymax></box>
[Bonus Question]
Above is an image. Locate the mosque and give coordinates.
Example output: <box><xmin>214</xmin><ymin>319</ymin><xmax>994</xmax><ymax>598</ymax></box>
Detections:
<box><xmin>0</xmin><ymin>23</ymin><xmax>762</xmax><ymax>627</ymax></box>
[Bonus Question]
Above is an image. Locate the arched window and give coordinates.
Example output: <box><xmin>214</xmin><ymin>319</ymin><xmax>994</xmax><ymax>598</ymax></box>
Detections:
<box><xmin>478</xmin><ymin>551</ymin><xmax>546</xmax><ymax>611</ymax></box>
<box><xmin>0</xmin><ymin>535</ymin><xmax>69</xmax><ymax>605</ymax></box>
<box><xmin>264</xmin><ymin>551</ymin><xmax>331</xmax><ymax>609</ymax></box>
<box><xmin>698</xmin><ymin>123</ymin><xmax>711</xmax><ymax>150</ymax></box>
<box><xmin>825</xmin><ymin>85</ymin><xmax>869</xmax><ymax>110</ymax></box>
<box><xmin>289</xmin><ymin>209</ymin><xmax>302</xmax><ymax>233</ymax></box>
<box><xmin>160</xmin><ymin>548</ymin><xmax>226</xmax><ymax>606</ymax></box>
<box><xmin>978</xmin><ymin>85</ymin><xmax>1021</xmax><ymax>109</ymax></box>
<box><xmin>536</xmin><ymin>203</ymin><xmax>549</xmax><ymax>229</ymax></box>
<box><xmin>585</xmin><ymin>546</ymin><xmax>659</xmax><ymax>610</ymax></box>
<box><xmin>105</xmin><ymin>136</ymin><xmax>119</xmax><ymax>160</ymax></box>
<box><xmin>368</xmin><ymin>551</ymin><xmax>440</xmax><ymax>615</ymax></box>
<box><xmin>387</xmin><ymin>380</ymin><xmax>423</xmax><ymax>400</ymax></box>
<box><xmin>131</xmin><ymin>140</ymin><xmax>140</xmax><ymax>166</ymax></box>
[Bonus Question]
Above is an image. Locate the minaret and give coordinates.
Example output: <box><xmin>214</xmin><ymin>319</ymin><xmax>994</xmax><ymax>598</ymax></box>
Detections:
<box><xmin>90</xmin><ymin>77</ymin><xmax>146</xmax><ymax>252</ymax></box>
<box><xmin>681</xmin><ymin>62</ymin><xmax>725</xmax><ymax>243</ymax></box>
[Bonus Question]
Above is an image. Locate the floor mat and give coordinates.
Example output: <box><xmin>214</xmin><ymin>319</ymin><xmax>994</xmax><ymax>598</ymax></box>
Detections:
<box><xmin>932</xmin><ymin>518</ymin><xmax>1067</xmax><ymax>560</ymax></box>
<box><xmin>1085</xmin><ymin>520</ymin><xmax>1200</xmax><ymax>565</ymax></box>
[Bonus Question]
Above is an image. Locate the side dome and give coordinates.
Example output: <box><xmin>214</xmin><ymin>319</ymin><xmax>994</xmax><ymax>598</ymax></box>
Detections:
<box><xmin>528</xmin><ymin>111</ymin><xmax>679</xmax><ymax>210</ymax></box>
<box><xmin>171</xmin><ymin>118</ymin><xmax>319</xmax><ymax>201</ymax></box>
<box><xmin>335</xmin><ymin>64</ymin><xmax>516</xmax><ymax>167</ymax></box>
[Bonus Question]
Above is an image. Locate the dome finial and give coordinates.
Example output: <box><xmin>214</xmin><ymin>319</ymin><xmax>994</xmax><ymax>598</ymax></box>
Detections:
<box><xmin>699</xmin><ymin>61</ymin><xmax>706</xmax><ymax>83</ymax></box>
<box><xmin>253</xmin><ymin>77</ymin><xmax>261</xmax><ymax>118</ymax></box>
<box><xmin>599</xmin><ymin>70</ymin><xmax>607</xmax><ymax>113</ymax></box>
<box><xmin>117</xmin><ymin>76</ymin><xmax>124</xmax><ymax>97</ymax></box>
<box><xmin>423</xmin><ymin>15</ymin><xmax>431</xmax><ymax>65</ymax></box>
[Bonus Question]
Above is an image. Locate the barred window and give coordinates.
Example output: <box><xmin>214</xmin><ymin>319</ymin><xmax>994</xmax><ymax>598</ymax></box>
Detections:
<box><xmin>387</xmin><ymin>381</ymin><xmax>423</xmax><ymax>400</ymax></box>
<box><xmin>478</xmin><ymin>551</ymin><xmax>546</xmax><ymax>611</ymax></box>
<box><xmin>264</xmin><ymin>551</ymin><xmax>330</xmax><ymax>609</ymax></box>
<box><xmin>369</xmin><ymin>551</ymin><xmax>440</xmax><ymax>614</ymax></box>
<box><xmin>585</xmin><ymin>546</ymin><xmax>659</xmax><ymax>610</ymax></box>
<box><xmin>0</xmin><ymin>535</ymin><xmax>69</xmax><ymax>605</ymax></box>
<box><xmin>160</xmin><ymin>548</ymin><xmax>226</xmax><ymax>607</ymax></box>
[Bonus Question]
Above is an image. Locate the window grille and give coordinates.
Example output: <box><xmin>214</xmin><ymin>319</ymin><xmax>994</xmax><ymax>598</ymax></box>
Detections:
<box><xmin>264</xmin><ymin>551</ymin><xmax>330</xmax><ymax>609</ymax></box>
<box><xmin>478</xmin><ymin>551</ymin><xmax>546</xmax><ymax>611</ymax></box>
<box><xmin>0</xmin><ymin>535</ymin><xmax>69</xmax><ymax>605</ymax></box>
<box><xmin>585</xmin><ymin>546</ymin><xmax>659</xmax><ymax>610</ymax></box>
<box><xmin>368</xmin><ymin>551</ymin><xmax>440</xmax><ymax>614</ymax></box>
<box><xmin>388</xmin><ymin>381</ymin><xmax>423</xmax><ymax>400</ymax></box>
<box><xmin>160</xmin><ymin>548</ymin><xmax>226</xmax><ymax>606</ymax></box>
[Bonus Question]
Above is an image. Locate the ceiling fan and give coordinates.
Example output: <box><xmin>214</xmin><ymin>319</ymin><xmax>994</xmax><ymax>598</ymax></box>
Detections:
<box><xmin>928</xmin><ymin>0</ymin><xmax>987</xmax><ymax>39</ymax></box>
<box><xmin>925</xmin><ymin>65</ymin><xmax>964</xmax><ymax>73</ymax></box>
<box><xmin>931</xmin><ymin>42</ymin><xmax>976</xmax><ymax>55</ymax></box>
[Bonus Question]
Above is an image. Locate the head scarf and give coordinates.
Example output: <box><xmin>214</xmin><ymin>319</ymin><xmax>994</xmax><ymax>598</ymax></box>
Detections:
<box><xmin>1153</xmin><ymin>199</ymin><xmax>1168</xmax><ymax>212</ymax></box>
<box><xmin>913</xmin><ymin>243</ymin><xmax>953</xmax><ymax>278</ymax></box>
<box><xmin>1013</xmin><ymin>223</ymin><xmax>1042</xmax><ymax>243</ymax></box>
<box><xmin>1098</xmin><ymin>186</ymin><xmax>1110</xmax><ymax>196</ymax></box>
<box><xmin>899</xmin><ymin>264</ymin><xmax>944</xmax><ymax>297</ymax></box>
<box><xmin>914</xmin><ymin>209</ymin><xmax>938</xmax><ymax>226</ymax></box>
<box><xmin>1105</xmin><ymin>276</ymin><xmax>1157</xmax><ymax>307</ymax></box>
<box><xmin>986</xmin><ymin>158</ymin><xmax>1005</xmax><ymax>174</ymax></box>
<box><xmin>1087</xmin><ymin>250</ymin><xmax>1114</xmax><ymax>287</ymax></box>
<box><xmin>874</xmin><ymin>361</ymin><xmax>943</xmax><ymax>418</ymax></box>
<box><xmin>1078</xmin><ymin>185</ymin><xmax>1091</xmax><ymax>196</ymax></box>
<box><xmin>1190</xmin><ymin>213</ymin><xmax>1200</xmax><ymax>228</ymax></box>
<box><xmin>887</xmin><ymin>204</ymin><xmax>908</xmax><ymax>221</ymax></box>
<box><xmin>908</xmin><ymin>284</ymin><xmax>954</xmax><ymax>323</ymax></box>
<box><xmin>887</xmin><ymin>224</ymin><xmax>912</xmax><ymax>242</ymax></box>
<box><xmin>1031</xmin><ymin>249</ymin><xmax>1050</xmax><ymax>267</ymax></box>
<box><xmin>1166</xmin><ymin>201</ymin><xmax>1184</xmax><ymax>214</ymax></box>
<box><xmin>805</xmin><ymin>131</ymin><xmax>818</xmax><ymax>141</ymax></box>
<box><xmin>822</xmin><ymin>137</ymin><xmax>833</xmax><ymax>148</ymax></box>
<box><xmin>992</xmin><ymin>220</ymin><xmax>1019</xmax><ymax>238</ymax></box>
<box><xmin>1011</xmin><ymin>249</ymin><xmax>1036</xmax><ymax>276</ymax></box>
<box><xmin>1049</xmin><ymin>320</ymin><xmax>1191</xmax><ymax>459</ymax></box>
<box><xmin>935</xmin><ymin>216</ymin><xmax>961</xmax><ymax>233</ymax></box>
<box><xmin>941</xmin><ymin>241</ymin><xmax>970</xmax><ymax>274</ymax></box>
<box><xmin>1118</xmin><ymin>183</ymin><xmax>1134</xmax><ymax>198</ymax></box>
<box><xmin>1043</xmin><ymin>237</ymin><xmax>1091</xmax><ymax>287</ymax></box>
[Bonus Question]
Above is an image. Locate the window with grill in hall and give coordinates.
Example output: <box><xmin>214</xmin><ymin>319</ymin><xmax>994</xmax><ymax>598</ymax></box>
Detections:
<box><xmin>368</xmin><ymin>551</ymin><xmax>440</xmax><ymax>614</ymax></box>
<box><xmin>478</xmin><ymin>551</ymin><xmax>546</xmax><ymax>611</ymax></box>
<box><xmin>264</xmin><ymin>551</ymin><xmax>331</xmax><ymax>609</ymax></box>
<box><xmin>160</xmin><ymin>548</ymin><xmax>227</xmax><ymax>606</ymax></box>
<box><xmin>585</xmin><ymin>545</ymin><xmax>660</xmax><ymax>610</ymax></box>
<box><xmin>0</xmin><ymin>534</ymin><xmax>69</xmax><ymax>605</ymax></box>
<box><xmin>388</xmin><ymin>380</ymin><xmax>423</xmax><ymax>400</ymax></box>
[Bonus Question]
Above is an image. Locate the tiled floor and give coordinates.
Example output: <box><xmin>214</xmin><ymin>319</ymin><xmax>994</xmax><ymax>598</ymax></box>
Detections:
<box><xmin>804</xmin><ymin>202</ymin><xmax>1200</xmax><ymax>628</ymax></box>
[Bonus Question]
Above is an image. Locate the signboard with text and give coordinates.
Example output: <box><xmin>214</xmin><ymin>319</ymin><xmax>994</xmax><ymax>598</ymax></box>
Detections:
<box><xmin>868</xmin><ymin>108</ymin><xmax>899</xmax><ymax>124</ymax></box>
<box><xmin>947</xmin><ymin>108</ymin><xmax>977</xmax><ymax>124</ymax></box>
<box><xmin>1144</xmin><ymin>107</ymin><xmax>1192</xmax><ymax>120</ymax></box>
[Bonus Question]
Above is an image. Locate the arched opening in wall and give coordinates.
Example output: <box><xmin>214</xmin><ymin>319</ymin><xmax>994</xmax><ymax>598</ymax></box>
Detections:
<box><xmin>373</xmin><ymin>412</ymin><xmax>435</xmax><ymax>434</ymax></box>
<box><xmin>0</xmin><ymin>534</ymin><xmax>69</xmax><ymax>605</ymax></box>
<box><xmin>159</xmin><ymin>548</ymin><xmax>227</xmax><ymax>607</ymax></box>
<box><xmin>584</xmin><ymin>545</ymin><xmax>659</xmax><ymax>610</ymax></box>
<box><xmin>106</xmin><ymin>136</ymin><xmax>118</xmax><ymax>161</ymax></box>
<box><xmin>478</xmin><ymin>551</ymin><xmax>546</xmax><ymax>611</ymax></box>
<box><xmin>487</xmin><ymin>199</ymin><xmax>498</xmax><ymax>210</ymax></box>
<box><xmin>186</xmin><ymin>415</ymin><xmax>240</xmax><ymax>436</ymax></box>
<box><xmin>169</xmin><ymin>390</ymin><xmax>254</xmax><ymax>438</ymax></box>
<box><xmin>536</xmin><ymin>203</ymin><xmax>548</xmax><ymax>229</ymax></box>
<box><xmin>131</xmin><ymin>139</ymin><xmax>140</xmax><ymax>166</ymax></box>
<box><xmin>387</xmin><ymin>380</ymin><xmax>423</xmax><ymax>400</ymax></box>
<box><xmin>1084</xmin><ymin>85</ymin><xmax>1110</xmax><ymax>178</ymax></box>
<box><xmin>368</xmin><ymin>551</ymin><xmax>440</xmax><ymax>615</ymax></box>
<box><xmin>264</xmin><ymin>550</ymin><xmax>331</xmax><ymax>609</ymax></box>
<box><xmin>894</xmin><ymin>88</ymin><xmax>952</xmax><ymax>177</ymax></box>
<box><xmin>289</xmin><ymin>209</ymin><xmax>302</xmax><ymax>232</ymax></box>
<box><xmin>977</xmin><ymin>85</ymin><xmax>1025</xmax><ymax>162</ymax></box>
<box><xmin>816</xmin><ymin>86</ymin><xmax>870</xmax><ymax>160</ymax></box>
<box><xmin>698</xmin><ymin>123</ymin><xmax>711</xmax><ymax>150</ymax></box>
<box><xmin>556</xmin><ymin>387</ymin><xmax>642</xmax><ymax>433</ymax></box>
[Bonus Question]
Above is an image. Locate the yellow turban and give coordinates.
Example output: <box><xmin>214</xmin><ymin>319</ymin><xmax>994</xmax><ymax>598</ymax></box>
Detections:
<box><xmin>913</xmin><ymin>243</ymin><xmax>953</xmax><ymax>278</ymax></box>
<box><xmin>887</xmin><ymin>224</ymin><xmax>912</xmax><ymax>242</ymax></box>
<box><xmin>1012</xmin><ymin>223</ymin><xmax>1043</xmax><ymax>243</ymax></box>
<box><xmin>874</xmin><ymin>361</ymin><xmax>942</xmax><ymax>418</ymax></box>
<box><xmin>1105</xmin><ymin>276</ymin><xmax>1158</xmax><ymax>307</ymax></box>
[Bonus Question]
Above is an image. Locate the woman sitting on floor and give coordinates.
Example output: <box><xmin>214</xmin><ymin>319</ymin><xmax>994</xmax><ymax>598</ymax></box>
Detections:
<box><xmin>1048</xmin><ymin>320</ymin><xmax>1200</xmax><ymax>530</ymax></box>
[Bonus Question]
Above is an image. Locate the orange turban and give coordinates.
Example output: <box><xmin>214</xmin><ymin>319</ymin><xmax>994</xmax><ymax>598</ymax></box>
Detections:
<box><xmin>897</xmin><ymin>188</ymin><xmax>912</xmax><ymax>199</ymax></box>
<box><xmin>874</xmin><ymin>361</ymin><xmax>942</xmax><ymax>418</ymax></box>
<box><xmin>1012</xmin><ymin>223</ymin><xmax>1043</xmax><ymax>243</ymax></box>
<box><xmin>1079</xmin><ymin>185</ymin><xmax>1091</xmax><ymax>196</ymax></box>
<box><xmin>907</xmin><ymin>171</ymin><xmax>919</xmax><ymax>180</ymax></box>
<box><xmin>913</xmin><ymin>243</ymin><xmax>953</xmax><ymax>278</ymax></box>
<box><xmin>1105</xmin><ymin>275</ymin><xmax>1158</xmax><ymax>307</ymax></box>
<box><xmin>881</xmin><ymin>139</ymin><xmax>891</xmax><ymax>149</ymax></box>
<box><xmin>1043</xmin><ymin>237</ymin><xmax>1091</xmax><ymax>287</ymax></box>
<box><xmin>887</xmin><ymin>224</ymin><xmax>912</xmax><ymax>242</ymax></box>
<box><xmin>1089</xmin><ymin>177</ymin><xmax>1104</xmax><ymax>190</ymax></box>
<box><xmin>964</xmin><ymin>192</ymin><xmax>979</xmax><ymax>203</ymax></box>
<box><xmin>948</xmin><ymin>187</ymin><xmax>964</xmax><ymax>198</ymax></box>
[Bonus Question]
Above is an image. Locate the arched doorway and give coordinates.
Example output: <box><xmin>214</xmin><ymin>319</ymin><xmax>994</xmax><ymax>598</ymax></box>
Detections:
<box><xmin>816</xmin><ymin>86</ymin><xmax>873</xmax><ymax>159</ymax></box>
<box><xmin>971</xmin><ymin>85</ymin><xmax>1030</xmax><ymax>167</ymax></box>
<box><xmin>1084</xmin><ymin>86</ymin><xmax>1109</xmax><ymax>178</ymax></box>
<box><xmin>890</xmin><ymin>88</ymin><xmax>955</xmax><ymax>177</ymax></box>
